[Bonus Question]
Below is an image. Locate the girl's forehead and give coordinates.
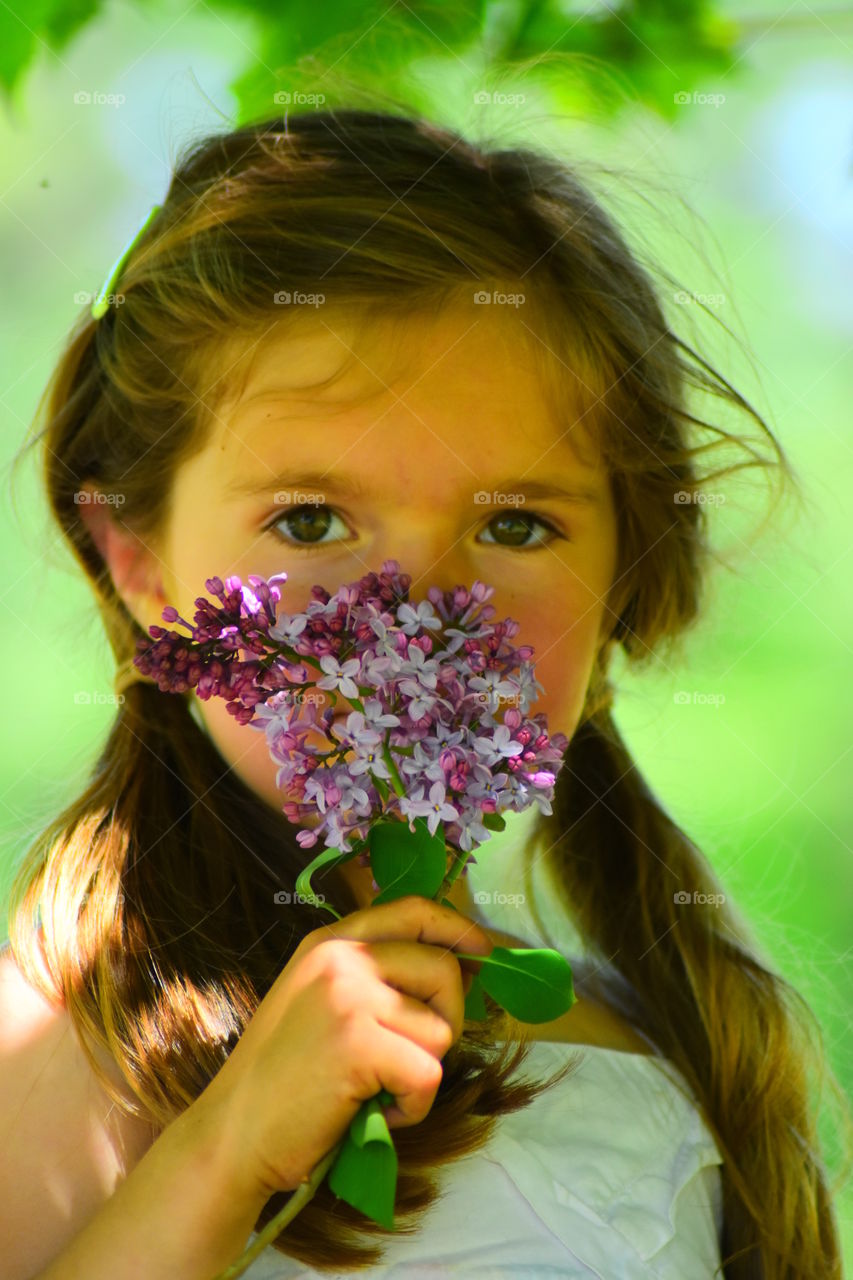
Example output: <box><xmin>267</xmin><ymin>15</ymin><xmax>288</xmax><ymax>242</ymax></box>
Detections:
<box><xmin>205</xmin><ymin>304</ymin><xmax>605</xmax><ymax>469</ymax></box>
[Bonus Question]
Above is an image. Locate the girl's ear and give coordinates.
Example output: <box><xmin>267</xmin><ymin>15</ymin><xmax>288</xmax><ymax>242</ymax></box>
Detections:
<box><xmin>74</xmin><ymin>480</ymin><xmax>169</xmax><ymax>631</ymax></box>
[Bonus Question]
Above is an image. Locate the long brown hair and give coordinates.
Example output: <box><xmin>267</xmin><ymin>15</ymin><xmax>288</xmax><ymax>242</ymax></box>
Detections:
<box><xmin>7</xmin><ymin>105</ymin><xmax>850</xmax><ymax>1276</ymax></box>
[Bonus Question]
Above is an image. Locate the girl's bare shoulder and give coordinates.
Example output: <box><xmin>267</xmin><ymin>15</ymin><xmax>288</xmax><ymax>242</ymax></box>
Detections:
<box><xmin>0</xmin><ymin>941</ymin><xmax>157</xmax><ymax>1278</ymax></box>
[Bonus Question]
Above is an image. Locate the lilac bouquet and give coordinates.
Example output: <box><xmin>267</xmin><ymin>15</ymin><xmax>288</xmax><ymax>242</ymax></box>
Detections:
<box><xmin>133</xmin><ymin>560</ymin><xmax>574</xmax><ymax>1274</ymax></box>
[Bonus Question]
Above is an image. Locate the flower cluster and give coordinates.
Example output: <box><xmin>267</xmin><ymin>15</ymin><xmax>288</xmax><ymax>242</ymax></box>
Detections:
<box><xmin>133</xmin><ymin>560</ymin><xmax>569</xmax><ymax>857</ymax></box>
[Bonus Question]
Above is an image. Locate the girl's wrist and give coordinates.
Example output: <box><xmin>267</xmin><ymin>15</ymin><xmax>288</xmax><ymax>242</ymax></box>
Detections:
<box><xmin>159</xmin><ymin>1091</ymin><xmax>271</xmax><ymax>1267</ymax></box>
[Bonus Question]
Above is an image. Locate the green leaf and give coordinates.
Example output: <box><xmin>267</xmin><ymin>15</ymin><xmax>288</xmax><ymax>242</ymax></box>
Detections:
<box><xmin>327</xmin><ymin>1092</ymin><xmax>399</xmax><ymax>1229</ymax></box>
<box><xmin>482</xmin><ymin>811</ymin><xmax>506</xmax><ymax>832</ymax></box>
<box><xmin>475</xmin><ymin>946</ymin><xmax>575</xmax><ymax>1024</ymax></box>
<box><xmin>0</xmin><ymin>0</ymin><xmax>104</xmax><ymax>100</ymax></box>
<box><xmin>464</xmin><ymin>971</ymin><xmax>488</xmax><ymax>1020</ymax></box>
<box><xmin>294</xmin><ymin>844</ymin><xmax>358</xmax><ymax>919</ymax></box>
<box><xmin>0</xmin><ymin>13</ymin><xmax>35</xmax><ymax>98</ymax></box>
<box><xmin>368</xmin><ymin>817</ymin><xmax>447</xmax><ymax>905</ymax></box>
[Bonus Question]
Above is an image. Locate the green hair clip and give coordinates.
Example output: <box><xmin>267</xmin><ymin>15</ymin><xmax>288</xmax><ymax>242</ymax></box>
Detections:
<box><xmin>90</xmin><ymin>202</ymin><xmax>163</xmax><ymax>320</ymax></box>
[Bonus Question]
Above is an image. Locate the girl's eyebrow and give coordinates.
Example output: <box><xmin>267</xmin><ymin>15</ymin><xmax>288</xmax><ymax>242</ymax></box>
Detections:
<box><xmin>225</xmin><ymin>469</ymin><xmax>603</xmax><ymax>505</ymax></box>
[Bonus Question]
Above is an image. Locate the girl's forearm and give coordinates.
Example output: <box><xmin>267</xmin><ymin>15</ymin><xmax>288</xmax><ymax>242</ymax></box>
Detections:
<box><xmin>35</xmin><ymin>1100</ymin><xmax>269</xmax><ymax>1280</ymax></box>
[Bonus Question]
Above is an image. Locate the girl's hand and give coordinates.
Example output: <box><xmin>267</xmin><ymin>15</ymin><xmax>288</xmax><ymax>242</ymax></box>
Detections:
<box><xmin>189</xmin><ymin>895</ymin><xmax>494</xmax><ymax>1206</ymax></box>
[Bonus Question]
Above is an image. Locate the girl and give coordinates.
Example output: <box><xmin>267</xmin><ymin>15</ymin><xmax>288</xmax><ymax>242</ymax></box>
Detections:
<box><xmin>2</xmin><ymin>106</ymin><xmax>849</xmax><ymax>1279</ymax></box>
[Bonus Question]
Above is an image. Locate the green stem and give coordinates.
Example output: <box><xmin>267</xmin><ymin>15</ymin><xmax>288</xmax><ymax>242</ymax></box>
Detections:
<box><xmin>436</xmin><ymin>844</ymin><xmax>473</xmax><ymax>901</ymax></box>
<box><xmin>213</xmin><ymin>1137</ymin><xmax>346</xmax><ymax>1280</ymax></box>
<box><xmin>380</xmin><ymin>737</ymin><xmax>407</xmax><ymax>798</ymax></box>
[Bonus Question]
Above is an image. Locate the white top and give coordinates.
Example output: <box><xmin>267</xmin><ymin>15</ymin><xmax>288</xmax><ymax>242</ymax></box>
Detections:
<box><xmin>236</xmin><ymin>809</ymin><xmax>725</xmax><ymax>1278</ymax></box>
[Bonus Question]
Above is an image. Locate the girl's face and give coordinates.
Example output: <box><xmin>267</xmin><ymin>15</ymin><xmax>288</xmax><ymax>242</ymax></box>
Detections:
<box><xmin>127</xmin><ymin>303</ymin><xmax>618</xmax><ymax>852</ymax></box>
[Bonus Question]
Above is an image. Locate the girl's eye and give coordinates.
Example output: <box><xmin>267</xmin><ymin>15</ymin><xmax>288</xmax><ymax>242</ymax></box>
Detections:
<box><xmin>478</xmin><ymin>511</ymin><xmax>562</xmax><ymax>550</ymax></box>
<box><xmin>262</xmin><ymin>505</ymin><xmax>563</xmax><ymax>553</ymax></box>
<box><xmin>263</xmin><ymin>504</ymin><xmax>351</xmax><ymax>552</ymax></box>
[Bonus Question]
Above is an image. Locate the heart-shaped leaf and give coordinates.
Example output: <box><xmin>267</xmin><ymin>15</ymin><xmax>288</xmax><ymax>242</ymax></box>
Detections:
<box><xmin>369</xmin><ymin>817</ymin><xmax>447</xmax><ymax>904</ymax></box>
<box><xmin>481</xmin><ymin>811</ymin><xmax>506</xmax><ymax>832</ymax></box>
<box><xmin>473</xmin><ymin>946</ymin><xmax>575</xmax><ymax>1024</ymax></box>
<box><xmin>327</xmin><ymin>1090</ymin><xmax>398</xmax><ymax>1229</ymax></box>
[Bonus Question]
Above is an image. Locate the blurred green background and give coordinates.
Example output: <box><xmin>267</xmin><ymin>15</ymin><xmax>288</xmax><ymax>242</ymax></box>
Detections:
<box><xmin>1</xmin><ymin>0</ymin><xmax>850</xmax><ymax>1265</ymax></box>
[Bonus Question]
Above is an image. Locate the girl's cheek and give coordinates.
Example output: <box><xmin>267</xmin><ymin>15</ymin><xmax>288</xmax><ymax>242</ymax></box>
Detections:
<box><xmin>193</xmin><ymin>694</ymin><xmax>289</xmax><ymax>805</ymax></box>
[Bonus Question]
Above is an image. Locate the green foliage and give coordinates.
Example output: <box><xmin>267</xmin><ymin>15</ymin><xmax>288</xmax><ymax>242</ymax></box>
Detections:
<box><xmin>463</xmin><ymin>970</ymin><xmax>489</xmax><ymax>1020</ymax></box>
<box><xmin>465</xmin><ymin>945</ymin><xmax>576</xmax><ymax>1023</ymax></box>
<box><xmin>0</xmin><ymin>0</ymin><xmax>743</xmax><ymax>122</ymax></box>
<box><xmin>0</xmin><ymin>0</ymin><xmax>102</xmax><ymax>97</ymax></box>
<box><xmin>304</xmin><ymin>816</ymin><xmax>576</xmax><ymax>1225</ymax></box>
<box><xmin>330</xmin><ymin>939</ymin><xmax>575</xmax><ymax>1225</ymax></box>
<box><xmin>368</xmin><ymin>815</ymin><xmax>448</xmax><ymax>904</ymax></box>
<box><xmin>327</xmin><ymin>1088</ymin><xmax>399</xmax><ymax>1231</ymax></box>
<box><xmin>294</xmin><ymin>842</ymin><xmax>357</xmax><ymax>919</ymax></box>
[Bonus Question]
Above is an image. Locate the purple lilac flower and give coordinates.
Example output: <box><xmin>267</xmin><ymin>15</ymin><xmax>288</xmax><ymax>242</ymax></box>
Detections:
<box><xmin>399</xmin><ymin>780</ymin><xmax>460</xmax><ymax>838</ymax></box>
<box><xmin>132</xmin><ymin>560</ymin><xmax>570</xmax><ymax>856</ymax></box>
